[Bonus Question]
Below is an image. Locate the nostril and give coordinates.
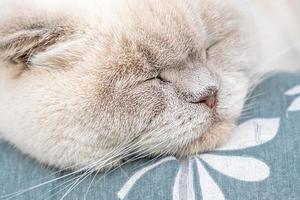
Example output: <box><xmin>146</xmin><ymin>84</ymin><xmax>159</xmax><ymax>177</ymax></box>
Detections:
<box><xmin>203</xmin><ymin>94</ymin><xmax>217</xmax><ymax>109</ymax></box>
<box><xmin>181</xmin><ymin>86</ymin><xmax>218</xmax><ymax>108</ymax></box>
<box><xmin>188</xmin><ymin>92</ymin><xmax>217</xmax><ymax>109</ymax></box>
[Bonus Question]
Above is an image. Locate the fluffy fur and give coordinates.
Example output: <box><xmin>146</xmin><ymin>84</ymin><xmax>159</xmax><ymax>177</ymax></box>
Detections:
<box><xmin>0</xmin><ymin>0</ymin><xmax>297</xmax><ymax>171</ymax></box>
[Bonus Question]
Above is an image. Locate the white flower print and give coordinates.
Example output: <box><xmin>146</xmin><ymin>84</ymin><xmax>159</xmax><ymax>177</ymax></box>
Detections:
<box><xmin>118</xmin><ymin>118</ymin><xmax>280</xmax><ymax>200</ymax></box>
<box><xmin>285</xmin><ymin>85</ymin><xmax>300</xmax><ymax>112</ymax></box>
<box><xmin>118</xmin><ymin>157</ymin><xmax>176</xmax><ymax>200</ymax></box>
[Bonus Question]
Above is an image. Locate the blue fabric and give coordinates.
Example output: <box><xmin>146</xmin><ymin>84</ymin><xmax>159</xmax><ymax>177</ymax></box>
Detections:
<box><xmin>0</xmin><ymin>73</ymin><xmax>300</xmax><ymax>200</ymax></box>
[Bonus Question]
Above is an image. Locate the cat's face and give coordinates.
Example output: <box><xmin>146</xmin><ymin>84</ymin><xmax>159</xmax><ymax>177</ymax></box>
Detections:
<box><xmin>0</xmin><ymin>0</ymin><xmax>254</xmax><ymax>168</ymax></box>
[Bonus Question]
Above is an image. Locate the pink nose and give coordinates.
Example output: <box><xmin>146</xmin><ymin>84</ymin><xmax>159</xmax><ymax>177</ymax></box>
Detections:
<box><xmin>202</xmin><ymin>94</ymin><xmax>217</xmax><ymax>109</ymax></box>
<box><xmin>183</xmin><ymin>87</ymin><xmax>218</xmax><ymax>109</ymax></box>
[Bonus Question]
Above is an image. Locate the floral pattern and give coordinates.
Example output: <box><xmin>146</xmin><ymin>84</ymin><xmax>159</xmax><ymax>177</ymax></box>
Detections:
<box><xmin>285</xmin><ymin>85</ymin><xmax>300</xmax><ymax>112</ymax></box>
<box><xmin>118</xmin><ymin>118</ymin><xmax>280</xmax><ymax>200</ymax></box>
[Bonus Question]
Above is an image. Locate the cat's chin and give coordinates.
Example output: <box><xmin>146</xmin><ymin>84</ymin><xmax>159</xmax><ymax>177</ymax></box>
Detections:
<box><xmin>179</xmin><ymin>120</ymin><xmax>234</xmax><ymax>156</ymax></box>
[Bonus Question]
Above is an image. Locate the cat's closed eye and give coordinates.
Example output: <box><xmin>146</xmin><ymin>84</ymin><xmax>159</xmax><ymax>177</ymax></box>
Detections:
<box><xmin>0</xmin><ymin>0</ymin><xmax>254</xmax><ymax>172</ymax></box>
<box><xmin>156</xmin><ymin>74</ymin><xmax>170</xmax><ymax>83</ymax></box>
<box><xmin>204</xmin><ymin>40</ymin><xmax>220</xmax><ymax>59</ymax></box>
<box><xmin>143</xmin><ymin>71</ymin><xmax>170</xmax><ymax>84</ymax></box>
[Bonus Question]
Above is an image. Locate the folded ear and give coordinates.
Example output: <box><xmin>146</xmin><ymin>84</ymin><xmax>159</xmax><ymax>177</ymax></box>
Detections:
<box><xmin>0</xmin><ymin>8</ymin><xmax>85</xmax><ymax>73</ymax></box>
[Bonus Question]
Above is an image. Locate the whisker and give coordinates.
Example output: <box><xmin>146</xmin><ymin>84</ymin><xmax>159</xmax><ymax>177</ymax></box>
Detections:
<box><xmin>246</xmin><ymin>92</ymin><xmax>266</xmax><ymax>101</ymax></box>
<box><xmin>83</xmin><ymin>169</ymin><xmax>101</xmax><ymax>200</ymax></box>
<box><xmin>2</xmin><ymin>141</ymin><xmax>134</xmax><ymax>199</ymax></box>
<box><xmin>43</xmin><ymin>146</ymin><xmax>134</xmax><ymax>200</ymax></box>
<box><xmin>40</xmin><ymin>174</ymin><xmax>86</xmax><ymax>200</ymax></box>
<box><xmin>59</xmin><ymin>170</ymin><xmax>93</xmax><ymax>200</ymax></box>
<box><xmin>2</xmin><ymin>169</ymin><xmax>87</xmax><ymax>200</ymax></box>
<box><xmin>42</xmin><ymin>174</ymin><xmax>85</xmax><ymax>200</ymax></box>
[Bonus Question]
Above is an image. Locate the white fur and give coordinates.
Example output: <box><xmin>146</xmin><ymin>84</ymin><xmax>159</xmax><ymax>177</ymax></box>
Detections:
<box><xmin>0</xmin><ymin>0</ymin><xmax>298</xmax><ymax>171</ymax></box>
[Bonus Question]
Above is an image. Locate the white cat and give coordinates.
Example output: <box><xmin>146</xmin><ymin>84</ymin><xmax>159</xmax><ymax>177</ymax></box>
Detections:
<box><xmin>0</xmin><ymin>0</ymin><xmax>299</xmax><ymax>171</ymax></box>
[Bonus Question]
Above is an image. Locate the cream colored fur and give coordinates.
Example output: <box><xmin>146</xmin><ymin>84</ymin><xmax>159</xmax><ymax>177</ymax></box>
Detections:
<box><xmin>0</xmin><ymin>0</ymin><xmax>298</xmax><ymax>171</ymax></box>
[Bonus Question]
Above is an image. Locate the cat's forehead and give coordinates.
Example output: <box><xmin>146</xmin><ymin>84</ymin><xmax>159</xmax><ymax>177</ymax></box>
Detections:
<box><xmin>92</xmin><ymin>0</ymin><xmax>246</xmax><ymax>72</ymax></box>
<box><xmin>96</xmin><ymin>1</ymin><xmax>205</xmax><ymax>69</ymax></box>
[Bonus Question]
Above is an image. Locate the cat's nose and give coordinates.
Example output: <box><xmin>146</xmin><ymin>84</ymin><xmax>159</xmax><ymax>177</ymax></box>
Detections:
<box><xmin>163</xmin><ymin>67</ymin><xmax>220</xmax><ymax>109</ymax></box>
<box><xmin>201</xmin><ymin>93</ymin><xmax>217</xmax><ymax>109</ymax></box>
<box><xmin>188</xmin><ymin>87</ymin><xmax>218</xmax><ymax>109</ymax></box>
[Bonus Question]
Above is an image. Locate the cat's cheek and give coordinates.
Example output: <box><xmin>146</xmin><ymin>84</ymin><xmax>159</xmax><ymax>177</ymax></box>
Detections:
<box><xmin>117</xmin><ymin>85</ymin><xmax>167</xmax><ymax>134</ymax></box>
<box><xmin>216</xmin><ymin>93</ymin><xmax>246</xmax><ymax>121</ymax></box>
<box><xmin>184</xmin><ymin>120</ymin><xmax>234</xmax><ymax>155</ymax></box>
<box><xmin>216</xmin><ymin>75</ymin><xmax>249</xmax><ymax>121</ymax></box>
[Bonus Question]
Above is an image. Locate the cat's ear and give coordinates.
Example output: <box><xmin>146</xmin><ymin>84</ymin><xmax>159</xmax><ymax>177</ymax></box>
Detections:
<box><xmin>0</xmin><ymin>10</ymin><xmax>85</xmax><ymax>73</ymax></box>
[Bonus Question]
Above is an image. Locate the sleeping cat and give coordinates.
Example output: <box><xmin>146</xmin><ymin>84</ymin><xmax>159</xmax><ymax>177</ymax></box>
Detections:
<box><xmin>0</xmin><ymin>0</ymin><xmax>298</xmax><ymax>171</ymax></box>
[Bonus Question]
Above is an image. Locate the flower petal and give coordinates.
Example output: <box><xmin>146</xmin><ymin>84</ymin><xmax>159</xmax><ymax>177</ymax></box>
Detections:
<box><xmin>172</xmin><ymin>162</ymin><xmax>182</xmax><ymax>200</ymax></box>
<box><xmin>173</xmin><ymin>159</ymin><xmax>196</xmax><ymax>200</ymax></box>
<box><xmin>195</xmin><ymin>159</ymin><xmax>225</xmax><ymax>200</ymax></box>
<box><xmin>187</xmin><ymin>159</ymin><xmax>196</xmax><ymax>200</ymax></box>
<box><xmin>199</xmin><ymin>154</ymin><xmax>270</xmax><ymax>182</ymax></box>
<box><xmin>285</xmin><ymin>85</ymin><xmax>300</xmax><ymax>95</ymax></box>
<box><xmin>288</xmin><ymin>97</ymin><xmax>300</xmax><ymax>112</ymax></box>
<box><xmin>217</xmin><ymin>118</ymin><xmax>280</xmax><ymax>151</ymax></box>
<box><xmin>118</xmin><ymin>157</ymin><xmax>175</xmax><ymax>200</ymax></box>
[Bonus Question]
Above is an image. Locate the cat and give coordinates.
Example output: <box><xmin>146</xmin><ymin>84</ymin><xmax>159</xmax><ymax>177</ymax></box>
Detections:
<box><xmin>0</xmin><ymin>0</ymin><xmax>298</xmax><ymax>171</ymax></box>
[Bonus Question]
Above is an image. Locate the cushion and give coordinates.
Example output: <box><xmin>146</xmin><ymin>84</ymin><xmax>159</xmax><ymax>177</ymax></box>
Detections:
<box><xmin>1</xmin><ymin>73</ymin><xmax>300</xmax><ymax>200</ymax></box>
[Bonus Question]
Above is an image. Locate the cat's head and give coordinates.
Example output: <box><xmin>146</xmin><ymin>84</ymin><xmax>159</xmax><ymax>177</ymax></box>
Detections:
<box><xmin>0</xmin><ymin>0</ymin><xmax>255</xmax><ymax>167</ymax></box>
